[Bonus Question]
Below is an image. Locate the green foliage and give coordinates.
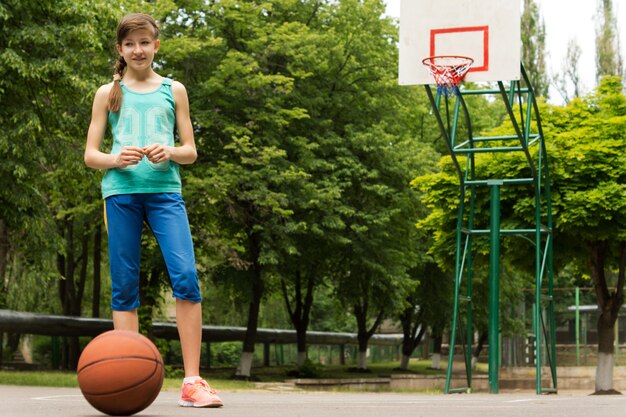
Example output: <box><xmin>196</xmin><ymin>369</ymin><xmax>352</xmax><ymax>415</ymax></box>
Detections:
<box><xmin>549</xmin><ymin>77</ymin><xmax>626</xmax><ymax>247</ymax></box>
<box><xmin>164</xmin><ymin>364</ymin><xmax>186</xmax><ymax>379</ymax></box>
<box><xmin>156</xmin><ymin>0</ymin><xmax>437</xmax><ymax>340</ymax></box>
<box><xmin>595</xmin><ymin>0</ymin><xmax>623</xmax><ymax>81</ymax></box>
<box><xmin>308</xmin><ymin>284</ymin><xmax>356</xmax><ymax>332</ymax></box>
<box><xmin>413</xmin><ymin>76</ymin><xmax>626</xmax><ymax>338</ymax></box>
<box><xmin>212</xmin><ymin>342</ymin><xmax>243</xmax><ymax>368</ymax></box>
<box><xmin>0</xmin><ymin>0</ymin><xmax>432</xmax><ymax>355</ymax></box>
<box><xmin>0</xmin><ymin>0</ymin><xmax>121</xmax><ymax>318</ymax></box>
<box><xmin>288</xmin><ymin>358</ymin><xmax>322</xmax><ymax>378</ymax></box>
<box><xmin>521</xmin><ymin>0</ymin><xmax>549</xmax><ymax>98</ymax></box>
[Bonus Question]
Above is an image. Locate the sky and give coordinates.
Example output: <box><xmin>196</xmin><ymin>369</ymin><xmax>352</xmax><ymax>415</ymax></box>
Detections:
<box><xmin>384</xmin><ymin>0</ymin><xmax>626</xmax><ymax>104</ymax></box>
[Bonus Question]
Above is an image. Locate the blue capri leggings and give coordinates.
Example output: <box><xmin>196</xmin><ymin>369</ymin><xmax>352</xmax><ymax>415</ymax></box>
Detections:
<box><xmin>105</xmin><ymin>193</ymin><xmax>202</xmax><ymax>311</ymax></box>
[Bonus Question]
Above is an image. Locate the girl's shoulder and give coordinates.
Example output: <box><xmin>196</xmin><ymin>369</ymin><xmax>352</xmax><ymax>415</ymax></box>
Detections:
<box><xmin>170</xmin><ymin>80</ymin><xmax>190</xmax><ymax>103</ymax></box>
<box><xmin>95</xmin><ymin>82</ymin><xmax>115</xmax><ymax>97</ymax></box>
<box><xmin>91</xmin><ymin>82</ymin><xmax>114</xmax><ymax>110</ymax></box>
<box><xmin>171</xmin><ymin>79</ymin><xmax>187</xmax><ymax>93</ymax></box>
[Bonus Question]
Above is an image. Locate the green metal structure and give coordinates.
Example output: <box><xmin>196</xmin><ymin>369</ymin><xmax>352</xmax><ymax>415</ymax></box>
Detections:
<box><xmin>424</xmin><ymin>65</ymin><xmax>557</xmax><ymax>394</ymax></box>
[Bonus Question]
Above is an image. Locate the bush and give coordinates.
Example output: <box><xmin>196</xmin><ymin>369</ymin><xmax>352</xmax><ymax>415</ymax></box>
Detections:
<box><xmin>164</xmin><ymin>364</ymin><xmax>185</xmax><ymax>379</ymax></box>
<box><xmin>287</xmin><ymin>359</ymin><xmax>322</xmax><ymax>378</ymax></box>
<box><xmin>211</xmin><ymin>342</ymin><xmax>241</xmax><ymax>367</ymax></box>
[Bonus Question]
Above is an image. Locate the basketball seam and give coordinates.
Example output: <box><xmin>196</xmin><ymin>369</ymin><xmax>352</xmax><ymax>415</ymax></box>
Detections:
<box><xmin>77</xmin><ymin>332</ymin><xmax>163</xmax><ymax>373</ymax></box>
<box><xmin>79</xmin><ymin>360</ymin><xmax>163</xmax><ymax>396</ymax></box>
<box><xmin>78</xmin><ymin>355</ymin><xmax>162</xmax><ymax>371</ymax></box>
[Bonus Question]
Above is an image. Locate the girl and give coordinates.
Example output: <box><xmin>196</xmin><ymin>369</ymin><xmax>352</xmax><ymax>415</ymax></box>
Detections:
<box><xmin>84</xmin><ymin>13</ymin><xmax>222</xmax><ymax>408</ymax></box>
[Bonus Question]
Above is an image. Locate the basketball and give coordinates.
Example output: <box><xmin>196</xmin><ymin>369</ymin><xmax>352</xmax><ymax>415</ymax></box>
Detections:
<box><xmin>77</xmin><ymin>330</ymin><xmax>164</xmax><ymax>416</ymax></box>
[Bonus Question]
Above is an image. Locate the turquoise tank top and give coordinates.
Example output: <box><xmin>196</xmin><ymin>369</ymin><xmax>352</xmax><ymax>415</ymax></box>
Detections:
<box><xmin>101</xmin><ymin>77</ymin><xmax>182</xmax><ymax>199</ymax></box>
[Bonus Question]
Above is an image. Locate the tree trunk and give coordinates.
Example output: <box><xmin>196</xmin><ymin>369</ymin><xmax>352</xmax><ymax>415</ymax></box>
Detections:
<box><xmin>589</xmin><ymin>241</ymin><xmax>625</xmax><ymax>394</ymax></box>
<box><xmin>432</xmin><ymin>334</ymin><xmax>443</xmax><ymax>369</ymax></box>
<box><xmin>596</xmin><ymin>344</ymin><xmax>615</xmax><ymax>392</ymax></box>
<box><xmin>57</xmin><ymin>221</ymin><xmax>74</xmax><ymax>370</ymax></box>
<box><xmin>0</xmin><ymin>218</ymin><xmax>8</xmax><ymax>313</ymax></box>
<box><xmin>139</xmin><ymin>267</ymin><xmax>162</xmax><ymax>339</ymax></box>
<box><xmin>280</xmin><ymin>269</ymin><xmax>316</xmax><ymax>369</ymax></box>
<box><xmin>236</xmin><ymin>257</ymin><xmax>263</xmax><ymax>378</ymax></box>
<box><xmin>66</xmin><ymin>227</ymin><xmax>90</xmax><ymax>370</ymax></box>
<box><xmin>399</xmin><ymin>324</ymin><xmax>425</xmax><ymax>370</ymax></box>
<box><xmin>58</xmin><ymin>220</ymin><xmax>75</xmax><ymax>316</ymax></box>
<box><xmin>354</xmin><ymin>304</ymin><xmax>384</xmax><ymax>371</ymax></box>
<box><xmin>399</xmin><ymin>354</ymin><xmax>410</xmax><ymax>370</ymax></box>
<box><xmin>355</xmin><ymin>304</ymin><xmax>369</xmax><ymax>370</ymax></box>
<box><xmin>57</xmin><ymin>220</ymin><xmax>91</xmax><ymax>370</ymax></box>
<box><xmin>398</xmin><ymin>303</ymin><xmax>426</xmax><ymax>370</ymax></box>
<box><xmin>595</xmin><ymin>305</ymin><xmax>619</xmax><ymax>392</ymax></box>
<box><xmin>237</xmin><ymin>351</ymin><xmax>255</xmax><ymax>377</ymax></box>
<box><xmin>92</xmin><ymin>224</ymin><xmax>101</xmax><ymax>318</ymax></box>
<box><xmin>356</xmin><ymin>350</ymin><xmax>368</xmax><ymax>369</ymax></box>
<box><xmin>472</xmin><ymin>330</ymin><xmax>488</xmax><ymax>370</ymax></box>
<box><xmin>240</xmin><ymin>274</ymin><xmax>262</xmax><ymax>352</ymax></box>
<box><xmin>0</xmin><ymin>218</ymin><xmax>8</xmax><ymax>303</ymax></box>
<box><xmin>297</xmin><ymin>351</ymin><xmax>307</xmax><ymax>367</ymax></box>
<box><xmin>77</xmin><ymin>231</ymin><xmax>89</xmax><ymax>315</ymax></box>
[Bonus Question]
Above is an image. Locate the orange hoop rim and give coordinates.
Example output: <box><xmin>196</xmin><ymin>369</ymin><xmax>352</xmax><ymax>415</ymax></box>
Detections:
<box><xmin>421</xmin><ymin>55</ymin><xmax>475</xmax><ymax>67</ymax></box>
<box><xmin>422</xmin><ymin>55</ymin><xmax>475</xmax><ymax>95</ymax></box>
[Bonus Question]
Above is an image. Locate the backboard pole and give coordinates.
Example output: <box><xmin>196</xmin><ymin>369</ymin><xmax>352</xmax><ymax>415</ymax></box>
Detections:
<box><xmin>487</xmin><ymin>181</ymin><xmax>502</xmax><ymax>394</ymax></box>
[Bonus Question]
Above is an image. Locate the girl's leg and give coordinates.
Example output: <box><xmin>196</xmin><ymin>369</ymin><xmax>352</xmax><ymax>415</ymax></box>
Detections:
<box><xmin>145</xmin><ymin>193</ymin><xmax>202</xmax><ymax>376</ymax></box>
<box><xmin>113</xmin><ymin>310</ymin><xmax>139</xmax><ymax>332</ymax></box>
<box><xmin>147</xmin><ymin>194</ymin><xmax>222</xmax><ymax>407</ymax></box>
<box><xmin>105</xmin><ymin>195</ymin><xmax>144</xmax><ymax>327</ymax></box>
<box><xmin>176</xmin><ymin>299</ymin><xmax>202</xmax><ymax>377</ymax></box>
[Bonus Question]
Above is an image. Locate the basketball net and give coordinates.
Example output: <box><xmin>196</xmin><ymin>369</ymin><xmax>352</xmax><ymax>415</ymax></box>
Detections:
<box><xmin>422</xmin><ymin>55</ymin><xmax>474</xmax><ymax>96</ymax></box>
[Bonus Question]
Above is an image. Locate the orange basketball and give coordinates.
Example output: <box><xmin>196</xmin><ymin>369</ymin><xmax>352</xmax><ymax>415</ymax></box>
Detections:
<box><xmin>77</xmin><ymin>330</ymin><xmax>164</xmax><ymax>416</ymax></box>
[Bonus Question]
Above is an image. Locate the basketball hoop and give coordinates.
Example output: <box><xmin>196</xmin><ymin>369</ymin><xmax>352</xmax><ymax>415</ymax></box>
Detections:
<box><xmin>422</xmin><ymin>55</ymin><xmax>474</xmax><ymax>96</ymax></box>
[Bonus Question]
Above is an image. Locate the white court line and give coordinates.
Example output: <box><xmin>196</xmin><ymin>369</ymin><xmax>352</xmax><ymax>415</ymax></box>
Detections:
<box><xmin>32</xmin><ymin>395</ymin><xmax>85</xmax><ymax>402</ymax></box>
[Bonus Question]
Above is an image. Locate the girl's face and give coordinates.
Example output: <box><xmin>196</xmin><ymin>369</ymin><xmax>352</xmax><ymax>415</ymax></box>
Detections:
<box><xmin>117</xmin><ymin>28</ymin><xmax>160</xmax><ymax>72</ymax></box>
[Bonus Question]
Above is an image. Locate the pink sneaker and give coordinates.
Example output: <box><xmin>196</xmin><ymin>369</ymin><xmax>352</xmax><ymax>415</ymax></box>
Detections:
<box><xmin>178</xmin><ymin>378</ymin><xmax>224</xmax><ymax>408</ymax></box>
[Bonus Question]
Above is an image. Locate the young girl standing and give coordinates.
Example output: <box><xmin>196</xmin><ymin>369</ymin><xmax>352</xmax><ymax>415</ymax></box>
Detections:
<box><xmin>84</xmin><ymin>13</ymin><xmax>223</xmax><ymax>408</ymax></box>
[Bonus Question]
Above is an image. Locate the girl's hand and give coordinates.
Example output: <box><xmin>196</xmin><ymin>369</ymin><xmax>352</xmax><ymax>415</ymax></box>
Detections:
<box><xmin>143</xmin><ymin>143</ymin><xmax>172</xmax><ymax>164</ymax></box>
<box><xmin>114</xmin><ymin>146</ymin><xmax>144</xmax><ymax>167</ymax></box>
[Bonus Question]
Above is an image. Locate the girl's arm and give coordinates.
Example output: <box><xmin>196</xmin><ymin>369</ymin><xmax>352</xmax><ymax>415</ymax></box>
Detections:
<box><xmin>144</xmin><ymin>80</ymin><xmax>197</xmax><ymax>165</ymax></box>
<box><xmin>84</xmin><ymin>84</ymin><xmax>143</xmax><ymax>169</ymax></box>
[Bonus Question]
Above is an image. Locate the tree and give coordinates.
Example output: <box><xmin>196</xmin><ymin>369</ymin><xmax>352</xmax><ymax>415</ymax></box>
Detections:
<box><xmin>521</xmin><ymin>0</ymin><xmax>549</xmax><ymax>98</ymax></box>
<box><xmin>546</xmin><ymin>77</ymin><xmax>626</xmax><ymax>392</ymax></box>
<box><xmin>159</xmin><ymin>0</ymin><xmax>349</xmax><ymax>378</ymax></box>
<box><xmin>396</xmin><ymin>261</ymin><xmax>450</xmax><ymax>371</ymax></box>
<box><xmin>334</xmin><ymin>124</ymin><xmax>422</xmax><ymax>370</ymax></box>
<box><xmin>554</xmin><ymin>38</ymin><xmax>583</xmax><ymax>104</ymax></box>
<box><xmin>0</xmin><ymin>0</ymin><xmax>120</xmax><ymax>366</ymax></box>
<box><xmin>595</xmin><ymin>0</ymin><xmax>623</xmax><ymax>81</ymax></box>
<box><xmin>311</xmin><ymin>0</ymin><xmax>435</xmax><ymax>371</ymax></box>
<box><xmin>158</xmin><ymin>0</ymin><xmax>437</xmax><ymax>375</ymax></box>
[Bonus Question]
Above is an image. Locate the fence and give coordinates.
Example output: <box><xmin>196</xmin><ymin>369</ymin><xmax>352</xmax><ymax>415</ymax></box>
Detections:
<box><xmin>0</xmin><ymin>309</ymin><xmax>403</xmax><ymax>369</ymax></box>
<box><xmin>490</xmin><ymin>287</ymin><xmax>626</xmax><ymax>368</ymax></box>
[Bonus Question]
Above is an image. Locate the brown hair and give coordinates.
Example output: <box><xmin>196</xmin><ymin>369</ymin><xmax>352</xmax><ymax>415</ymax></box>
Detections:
<box><xmin>107</xmin><ymin>13</ymin><xmax>160</xmax><ymax>112</ymax></box>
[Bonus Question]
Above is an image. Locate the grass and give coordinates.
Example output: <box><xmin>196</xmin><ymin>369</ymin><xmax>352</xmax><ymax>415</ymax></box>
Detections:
<box><xmin>0</xmin><ymin>370</ymin><xmax>258</xmax><ymax>391</ymax></box>
<box><xmin>0</xmin><ymin>371</ymin><xmax>79</xmax><ymax>388</ymax></box>
<box><xmin>0</xmin><ymin>359</ymin><xmax>451</xmax><ymax>390</ymax></box>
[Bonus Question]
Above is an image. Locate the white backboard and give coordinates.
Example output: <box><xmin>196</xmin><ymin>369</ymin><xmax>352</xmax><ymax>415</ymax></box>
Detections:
<box><xmin>399</xmin><ymin>0</ymin><xmax>521</xmax><ymax>85</ymax></box>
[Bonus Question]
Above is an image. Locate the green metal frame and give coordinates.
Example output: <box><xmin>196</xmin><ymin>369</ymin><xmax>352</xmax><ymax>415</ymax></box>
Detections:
<box><xmin>424</xmin><ymin>65</ymin><xmax>557</xmax><ymax>394</ymax></box>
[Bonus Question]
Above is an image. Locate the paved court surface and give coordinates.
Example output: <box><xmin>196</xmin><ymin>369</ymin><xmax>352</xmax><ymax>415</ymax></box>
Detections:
<box><xmin>3</xmin><ymin>386</ymin><xmax>626</xmax><ymax>417</ymax></box>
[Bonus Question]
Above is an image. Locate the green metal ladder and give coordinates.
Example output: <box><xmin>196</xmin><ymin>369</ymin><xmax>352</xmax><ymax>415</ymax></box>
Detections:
<box><xmin>424</xmin><ymin>65</ymin><xmax>557</xmax><ymax>394</ymax></box>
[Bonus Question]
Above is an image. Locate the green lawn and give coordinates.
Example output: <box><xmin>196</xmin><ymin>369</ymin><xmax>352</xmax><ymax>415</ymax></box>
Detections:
<box><xmin>0</xmin><ymin>370</ymin><xmax>258</xmax><ymax>391</ymax></box>
<box><xmin>0</xmin><ymin>359</ymin><xmax>450</xmax><ymax>390</ymax></box>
